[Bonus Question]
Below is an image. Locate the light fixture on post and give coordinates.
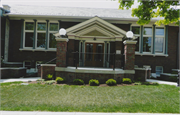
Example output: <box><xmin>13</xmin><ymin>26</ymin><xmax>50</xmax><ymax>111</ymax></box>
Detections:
<box><xmin>126</xmin><ymin>31</ymin><xmax>134</xmax><ymax>40</ymax></box>
<box><xmin>59</xmin><ymin>28</ymin><xmax>66</xmax><ymax>38</ymax></box>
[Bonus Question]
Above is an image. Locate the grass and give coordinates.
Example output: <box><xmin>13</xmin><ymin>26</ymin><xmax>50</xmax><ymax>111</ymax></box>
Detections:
<box><xmin>0</xmin><ymin>82</ymin><xmax>179</xmax><ymax>113</ymax></box>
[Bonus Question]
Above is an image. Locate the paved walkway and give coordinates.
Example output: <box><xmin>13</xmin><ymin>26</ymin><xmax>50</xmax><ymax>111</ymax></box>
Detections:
<box><xmin>0</xmin><ymin>111</ymin><xmax>179</xmax><ymax>115</ymax></box>
<box><xmin>146</xmin><ymin>79</ymin><xmax>177</xmax><ymax>86</ymax></box>
<box><xmin>0</xmin><ymin>77</ymin><xmax>41</xmax><ymax>83</ymax></box>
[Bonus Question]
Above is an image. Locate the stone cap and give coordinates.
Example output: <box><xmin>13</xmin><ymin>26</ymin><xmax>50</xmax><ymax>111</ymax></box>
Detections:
<box><xmin>123</xmin><ymin>40</ymin><xmax>137</xmax><ymax>45</ymax></box>
<box><xmin>55</xmin><ymin>38</ymin><xmax>69</xmax><ymax>42</ymax></box>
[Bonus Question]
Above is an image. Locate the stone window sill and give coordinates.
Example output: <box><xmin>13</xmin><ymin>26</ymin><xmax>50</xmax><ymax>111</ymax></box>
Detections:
<box><xmin>19</xmin><ymin>48</ymin><xmax>56</xmax><ymax>52</ymax></box>
<box><xmin>135</xmin><ymin>52</ymin><xmax>168</xmax><ymax>57</ymax></box>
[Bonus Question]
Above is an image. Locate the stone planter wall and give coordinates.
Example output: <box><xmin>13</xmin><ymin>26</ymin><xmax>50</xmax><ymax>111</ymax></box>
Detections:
<box><xmin>134</xmin><ymin>68</ymin><xmax>151</xmax><ymax>82</ymax></box>
<box><xmin>38</xmin><ymin>64</ymin><xmax>56</xmax><ymax>79</ymax></box>
<box><xmin>0</xmin><ymin>67</ymin><xmax>26</xmax><ymax>79</ymax></box>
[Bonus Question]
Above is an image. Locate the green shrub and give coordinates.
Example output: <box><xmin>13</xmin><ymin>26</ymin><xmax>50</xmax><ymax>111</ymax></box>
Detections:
<box><xmin>46</xmin><ymin>74</ymin><xmax>53</xmax><ymax>80</ymax></box>
<box><xmin>89</xmin><ymin>79</ymin><xmax>99</xmax><ymax>86</ymax></box>
<box><xmin>73</xmin><ymin>79</ymin><xmax>84</xmax><ymax>85</ymax></box>
<box><xmin>152</xmin><ymin>82</ymin><xmax>159</xmax><ymax>85</ymax></box>
<box><xmin>36</xmin><ymin>79</ymin><xmax>45</xmax><ymax>84</ymax></box>
<box><xmin>45</xmin><ymin>80</ymin><xmax>55</xmax><ymax>85</ymax></box>
<box><xmin>169</xmin><ymin>76</ymin><xmax>177</xmax><ymax>82</ymax></box>
<box><xmin>134</xmin><ymin>82</ymin><xmax>141</xmax><ymax>85</ymax></box>
<box><xmin>106</xmin><ymin>79</ymin><xmax>117</xmax><ymax>86</ymax></box>
<box><xmin>122</xmin><ymin>78</ymin><xmax>132</xmax><ymax>84</ymax></box>
<box><xmin>143</xmin><ymin>82</ymin><xmax>151</xmax><ymax>85</ymax></box>
<box><xmin>56</xmin><ymin>77</ymin><xmax>66</xmax><ymax>84</ymax></box>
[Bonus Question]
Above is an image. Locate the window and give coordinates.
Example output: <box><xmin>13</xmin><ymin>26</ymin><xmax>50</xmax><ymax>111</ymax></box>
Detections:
<box><xmin>143</xmin><ymin>27</ymin><xmax>152</xmax><ymax>52</ymax></box>
<box><xmin>132</xmin><ymin>27</ymin><xmax>140</xmax><ymax>52</ymax></box>
<box><xmin>49</xmin><ymin>23</ymin><xmax>58</xmax><ymax>48</ymax></box>
<box><xmin>23</xmin><ymin>61</ymin><xmax>31</xmax><ymax>68</ymax></box>
<box><xmin>24</xmin><ymin>22</ymin><xmax>34</xmax><ymax>47</ymax></box>
<box><xmin>23</xmin><ymin>21</ymin><xmax>59</xmax><ymax>50</ymax></box>
<box><xmin>156</xmin><ymin>66</ymin><xmax>163</xmax><ymax>76</ymax></box>
<box><xmin>155</xmin><ymin>28</ymin><xmax>164</xmax><ymax>53</ymax></box>
<box><xmin>37</xmin><ymin>22</ymin><xmax>46</xmax><ymax>48</ymax></box>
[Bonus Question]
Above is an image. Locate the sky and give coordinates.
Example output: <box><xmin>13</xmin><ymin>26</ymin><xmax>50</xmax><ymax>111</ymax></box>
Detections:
<box><xmin>1</xmin><ymin>0</ymin><xmax>139</xmax><ymax>9</ymax></box>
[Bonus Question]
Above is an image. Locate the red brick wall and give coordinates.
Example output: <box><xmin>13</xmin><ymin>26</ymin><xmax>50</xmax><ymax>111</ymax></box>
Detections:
<box><xmin>1</xmin><ymin>68</ymin><xmax>26</xmax><ymax>79</ymax></box>
<box><xmin>56</xmin><ymin>41</ymin><xmax>67</xmax><ymax>67</ymax></box>
<box><xmin>124</xmin><ymin>44</ymin><xmax>136</xmax><ymax>70</ymax></box>
<box><xmin>38</xmin><ymin>65</ymin><xmax>56</xmax><ymax>79</ymax></box>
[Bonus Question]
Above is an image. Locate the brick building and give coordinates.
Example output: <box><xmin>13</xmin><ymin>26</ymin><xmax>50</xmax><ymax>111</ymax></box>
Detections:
<box><xmin>1</xmin><ymin>5</ymin><xmax>179</xmax><ymax>80</ymax></box>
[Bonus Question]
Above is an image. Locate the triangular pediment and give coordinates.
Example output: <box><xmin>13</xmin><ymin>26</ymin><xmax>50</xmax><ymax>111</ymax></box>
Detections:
<box><xmin>83</xmin><ymin>30</ymin><xmax>108</xmax><ymax>37</ymax></box>
<box><xmin>54</xmin><ymin>16</ymin><xmax>135</xmax><ymax>39</ymax></box>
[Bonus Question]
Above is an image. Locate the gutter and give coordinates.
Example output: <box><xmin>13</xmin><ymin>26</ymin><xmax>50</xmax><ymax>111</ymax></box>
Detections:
<box><xmin>2</xmin><ymin>14</ymin><xmax>163</xmax><ymax>22</ymax></box>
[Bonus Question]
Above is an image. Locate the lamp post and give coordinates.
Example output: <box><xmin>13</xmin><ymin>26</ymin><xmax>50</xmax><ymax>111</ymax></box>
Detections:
<box><xmin>126</xmin><ymin>31</ymin><xmax>134</xmax><ymax>40</ymax></box>
<box><xmin>59</xmin><ymin>28</ymin><xmax>66</xmax><ymax>38</ymax></box>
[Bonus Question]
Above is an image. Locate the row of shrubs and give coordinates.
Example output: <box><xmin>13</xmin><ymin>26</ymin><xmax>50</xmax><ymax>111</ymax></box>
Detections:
<box><xmin>56</xmin><ymin>77</ymin><xmax>132</xmax><ymax>86</ymax></box>
<box><xmin>44</xmin><ymin>74</ymin><xmax>159</xmax><ymax>86</ymax></box>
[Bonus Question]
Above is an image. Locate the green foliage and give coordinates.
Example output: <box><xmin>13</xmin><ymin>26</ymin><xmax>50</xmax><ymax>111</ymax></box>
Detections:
<box><xmin>152</xmin><ymin>82</ymin><xmax>159</xmax><ymax>85</ymax></box>
<box><xmin>36</xmin><ymin>79</ymin><xmax>45</xmax><ymax>83</ymax></box>
<box><xmin>45</xmin><ymin>80</ymin><xmax>55</xmax><ymax>85</ymax></box>
<box><xmin>56</xmin><ymin>77</ymin><xmax>66</xmax><ymax>84</ymax></box>
<box><xmin>73</xmin><ymin>79</ymin><xmax>84</xmax><ymax>85</ymax></box>
<box><xmin>171</xmin><ymin>71</ymin><xmax>178</xmax><ymax>74</ymax></box>
<box><xmin>134</xmin><ymin>82</ymin><xmax>141</xmax><ymax>85</ymax></box>
<box><xmin>122</xmin><ymin>78</ymin><xmax>132</xmax><ymax>84</ymax></box>
<box><xmin>89</xmin><ymin>79</ymin><xmax>99</xmax><ymax>86</ymax></box>
<box><xmin>143</xmin><ymin>82</ymin><xmax>151</xmax><ymax>85</ymax></box>
<box><xmin>46</xmin><ymin>74</ymin><xmax>53</xmax><ymax>80</ymax></box>
<box><xmin>119</xmin><ymin>0</ymin><xmax>179</xmax><ymax>25</ymax></box>
<box><xmin>106</xmin><ymin>79</ymin><xmax>117</xmax><ymax>86</ymax></box>
<box><xmin>169</xmin><ymin>76</ymin><xmax>177</xmax><ymax>82</ymax></box>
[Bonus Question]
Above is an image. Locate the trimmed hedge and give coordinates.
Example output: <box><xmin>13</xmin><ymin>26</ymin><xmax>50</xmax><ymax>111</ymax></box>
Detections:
<box><xmin>46</xmin><ymin>74</ymin><xmax>53</xmax><ymax>80</ymax></box>
<box><xmin>122</xmin><ymin>78</ymin><xmax>132</xmax><ymax>84</ymax></box>
<box><xmin>89</xmin><ymin>79</ymin><xmax>99</xmax><ymax>86</ymax></box>
<box><xmin>73</xmin><ymin>79</ymin><xmax>84</xmax><ymax>85</ymax></box>
<box><xmin>106</xmin><ymin>79</ymin><xmax>117</xmax><ymax>86</ymax></box>
<box><xmin>56</xmin><ymin>77</ymin><xmax>66</xmax><ymax>84</ymax></box>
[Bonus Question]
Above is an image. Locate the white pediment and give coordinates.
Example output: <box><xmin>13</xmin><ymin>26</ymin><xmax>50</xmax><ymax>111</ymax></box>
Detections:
<box><xmin>54</xmin><ymin>16</ymin><xmax>135</xmax><ymax>40</ymax></box>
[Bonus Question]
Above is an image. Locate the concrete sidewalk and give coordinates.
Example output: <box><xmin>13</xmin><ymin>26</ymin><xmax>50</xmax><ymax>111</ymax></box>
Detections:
<box><xmin>146</xmin><ymin>79</ymin><xmax>177</xmax><ymax>86</ymax></box>
<box><xmin>0</xmin><ymin>111</ymin><xmax>179</xmax><ymax>115</ymax></box>
<box><xmin>0</xmin><ymin>77</ymin><xmax>40</xmax><ymax>83</ymax></box>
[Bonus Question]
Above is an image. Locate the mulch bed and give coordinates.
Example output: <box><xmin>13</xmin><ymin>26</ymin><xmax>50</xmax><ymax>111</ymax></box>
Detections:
<box><xmin>26</xmin><ymin>81</ymin><xmax>135</xmax><ymax>86</ymax></box>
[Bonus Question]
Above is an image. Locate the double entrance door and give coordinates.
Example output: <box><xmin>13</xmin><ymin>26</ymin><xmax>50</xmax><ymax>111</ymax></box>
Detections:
<box><xmin>85</xmin><ymin>43</ymin><xmax>104</xmax><ymax>67</ymax></box>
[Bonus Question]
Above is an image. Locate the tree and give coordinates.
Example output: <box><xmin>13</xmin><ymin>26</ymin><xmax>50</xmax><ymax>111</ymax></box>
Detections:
<box><xmin>119</xmin><ymin>0</ymin><xmax>180</xmax><ymax>25</ymax></box>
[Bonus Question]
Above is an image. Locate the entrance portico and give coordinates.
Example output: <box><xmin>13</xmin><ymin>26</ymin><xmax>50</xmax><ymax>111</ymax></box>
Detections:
<box><xmin>53</xmin><ymin>16</ymin><xmax>137</xmax><ymax>83</ymax></box>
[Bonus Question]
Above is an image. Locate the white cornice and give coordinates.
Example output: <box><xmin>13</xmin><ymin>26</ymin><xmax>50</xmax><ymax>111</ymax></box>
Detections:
<box><xmin>55</xmin><ymin>38</ymin><xmax>69</xmax><ymax>42</ymax></box>
<box><xmin>123</xmin><ymin>40</ymin><xmax>137</xmax><ymax>45</ymax></box>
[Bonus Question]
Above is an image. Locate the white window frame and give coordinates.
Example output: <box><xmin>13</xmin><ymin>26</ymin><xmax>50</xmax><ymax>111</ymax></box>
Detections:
<box><xmin>131</xmin><ymin>26</ymin><xmax>141</xmax><ymax>53</ymax></box>
<box><xmin>155</xmin><ymin>27</ymin><xmax>165</xmax><ymax>54</ymax></box>
<box><xmin>36</xmin><ymin>21</ymin><xmax>47</xmax><ymax>49</ymax></box>
<box><xmin>143</xmin><ymin>26</ymin><xmax>153</xmax><ymax>54</ymax></box>
<box><xmin>24</xmin><ymin>21</ymin><xmax>34</xmax><ymax>49</ymax></box>
<box><xmin>48</xmin><ymin>22</ymin><xmax>59</xmax><ymax>50</ymax></box>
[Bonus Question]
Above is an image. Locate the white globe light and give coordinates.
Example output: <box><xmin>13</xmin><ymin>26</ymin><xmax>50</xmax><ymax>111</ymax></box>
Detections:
<box><xmin>126</xmin><ymin>31</ymin><xmax>134</xmax><ymax>38</ymax></box>
<box><xmin>59</xmin><ymin>28</ymin><xmax>66</xmax><ymax>36</ymax></box>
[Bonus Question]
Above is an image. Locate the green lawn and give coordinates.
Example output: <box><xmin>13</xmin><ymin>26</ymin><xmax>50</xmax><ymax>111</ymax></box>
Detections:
<box><xmin>0</xmin><ymin>82</ymin><xmax>179</xmax><ymax>113</ymax></box>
